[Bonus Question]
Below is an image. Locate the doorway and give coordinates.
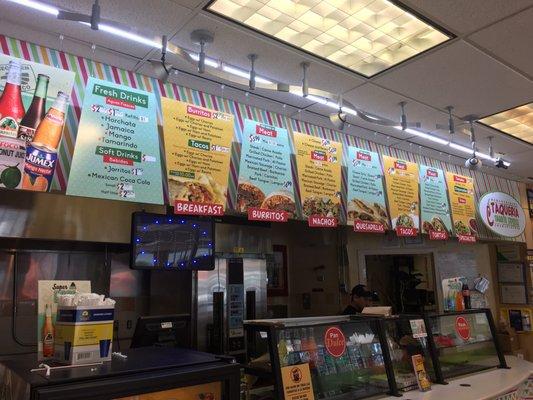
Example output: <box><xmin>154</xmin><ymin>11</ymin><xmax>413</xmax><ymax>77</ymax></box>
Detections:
<box><xmin>365</xmin><ymin>254</ymin><xmax>437</xmax><ymax>314</ymax></box>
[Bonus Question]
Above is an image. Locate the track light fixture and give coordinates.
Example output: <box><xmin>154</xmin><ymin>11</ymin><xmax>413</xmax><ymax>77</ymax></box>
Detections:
<box><xmin>247</xmin><ymin>54</ymin><xmax>257</xmax><ymax>91</ymax></box>
<box><xmin>436</xmin><ymin>106</ymin><xmax>455</xmax><ymax>136</ymax></box>
<box><xmin>329</xmin><ymin>96</ymin><xmax>347</xmax><ymax>130</ymax></box>
<box><xmin>190</xmin><ymin>29</ymin><xmax>214</xmax><ymax>74</ymax></box>
<box><xmin>301</xmin><ymin>62</ymin><xmax>310</xmax><ymax>97</ymax></box>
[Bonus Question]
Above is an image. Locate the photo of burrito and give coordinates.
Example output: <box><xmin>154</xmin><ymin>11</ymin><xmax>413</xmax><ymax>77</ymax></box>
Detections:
<box><xmin>261</xmin><ymin>192</ymin><xmax>296</xmax><ymax>218</ymax></box>
<box><xmin>168</xmin><ymin>173</ymin><xmax>225</xmax><ymax>205</ymax></box>
<box><xmin>302</xmin><ymin>196</ymin><xmax>339</xmax><ymax>218</ymax></box>
<box><xmin>454</xmin><ymin>220</ymin><xmax>471</xmax><ymax>235</ymax></box>
<box><xmin>347</xmin><ymin>198</ymin><xmax>390</xmax><ymax>228</ymax></box>
<box><xmin>237</xmin><ymin>182</ymin><xmax>265</xmax><ymax>212</ymax></box>
<box><xmin>422</xmin><ymin>216</ymin><xmax>449</xmax><ymax>234</ymax></box>
<box><xmin>395</xmin><ymin>213</ymin><xmax>414</xmax><ymax>228</ymax></box>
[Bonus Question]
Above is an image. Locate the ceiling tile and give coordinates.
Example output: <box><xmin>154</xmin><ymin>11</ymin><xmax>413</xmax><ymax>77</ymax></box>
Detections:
<box><xmin>373</xmin><ymin>40</ymin><xmax>533</xmax><ymax>119</ymax></box>
<box><xmin>400</xmin><ymin>0</ymin><xmax>533</xmax><ymax>35</ymax></box>
<box><xmin>469</xmin><ymin>7</ymin><xmax>533</xmax><ymax>77</ymax></box>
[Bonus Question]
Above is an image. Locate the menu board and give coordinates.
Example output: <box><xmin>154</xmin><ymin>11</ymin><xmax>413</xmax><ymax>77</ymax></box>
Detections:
<box><xmin>346</xmin><ymin>146</ymin><xmax>389</xmax><ymax>233</ymax></box>
<box><xmin>237</xmin><ymin>119</ymin><xmax>295</xmax><ymax>222</ymax></box>
<box><xmin>67</xmin><ymin>77</ymin><xmax>163</xmax><ymax>204</ymax></box>
<box><xmin>293</xmin><ymin>133</ymin><xmax>342</xmax><ymax>227</ymax></box>
<box><xmin>382</xmin><ymin>155</ymin><xmax>420</xmax><ymax>236</ymax></box>
<box><xmin>445</xmin><ymin>172</ymin><xmax>476</xmax><ymax>243</ymax></box>
<box><xmin>161</xmin><ymin>98</ymin><xmax>234</xmax><ymax>215</ymax></box>
<box><xmin>419</xmin><ymin>165</ymin><xmax>452</xmax><ymax>240</ymax></box>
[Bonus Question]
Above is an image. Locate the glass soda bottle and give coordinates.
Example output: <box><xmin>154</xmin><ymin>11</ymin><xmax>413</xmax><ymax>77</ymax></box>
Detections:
<box><xmin>32</xmin><ymin>91</ymin><xmax>69</xmax><ymax>150</ymax></box>
<box><xmin>18</xmin><ymin>74</ymin><xmax>49</xmax><ymax>143</ymax></box>
<box><xmin>0</xmin><ymin>60</ymin><xmax>25</xmax><ymax>138</ymax></box>
<box><xmin>42</xmin><ymin>304</ymin><xmax>55</xmax><ymax>357</ymax></box>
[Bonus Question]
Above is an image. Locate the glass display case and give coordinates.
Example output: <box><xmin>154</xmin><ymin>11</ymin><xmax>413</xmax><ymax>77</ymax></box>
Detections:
<box><xmin>244</xmin><ymin>316</ymin><xmax>397</xmax><ymax>400</ymax></box>
<box><xmin>426</xmin><ymin>309</ymin><xmax>508</xmax><ymax>379</ymax></box>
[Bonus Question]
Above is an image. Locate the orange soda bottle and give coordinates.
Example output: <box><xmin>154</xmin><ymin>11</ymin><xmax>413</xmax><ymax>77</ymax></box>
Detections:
<box><xmin>32</xmin><ymin>91</ymin><xmax>69</xmax><ymax>150</ymax></box>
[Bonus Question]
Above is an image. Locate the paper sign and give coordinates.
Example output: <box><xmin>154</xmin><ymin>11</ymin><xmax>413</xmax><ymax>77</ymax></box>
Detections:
<box><xmin>67</xmin><ymin>77</ymin><xmax>163</xmax><ymax>204</ymax></box>
<box><xmin>293</xmin><ymin>133</ymin><xmax>342</xmax><ymax>226</ymax></box>
<box><xmin>411</xmin><ymin>354</ymin><xmax>431</xmax><ymax>391</ymax></box>
<box><xmin>410</xmin><ymin>319</ymin><xmax>428</xmax><ymax>339</ymax></box>
<box><xmin>114</xmin><ymin>382</ymin><xmax>221</xmax><ymax>400</ymax></box>
<box><xmin>382</xmin><ymin>156</ymin><xmax>420</xmax><ymax>236</ymax></box>
<box><xmin>237</xmin><ymin>119</ymin><xmax>295</xmax><ymax>220</ymax></box>
<box><xmin>445</xmin><ymin>172</ymin><xmax>476</xmax><ymax>242</ymax></box>
<box><xmin>161</xmin><ymin>98</ymin><xmax>234</xmax><ymax>215</ymax></box>
<box><xmin>455</xmin><ymin>316</ymin><xmax>471</xmax><ymax>340</ymax></box>
<box><xmin>281</xmin><ymin>363</ymin><xmax>315</xmax><ymax>400</ymax></box>
<box><xmin>419</xmin><ymin>165</ymin><xmax>452</xmax><ymax>240</ymax></box>
<box><xmin>347</xmin><ymin>147</ymin><xmax>389</xmax><ymax>233</ymax></box>
<box><xmin>37</xmin><ymin>280</ymin><xmax>91</xmax><ymax>361</ymax></box>
<box><xmin>324</xmin><ymin>326</ymin><xmax>346</xmax><ymax>357</ymax></box>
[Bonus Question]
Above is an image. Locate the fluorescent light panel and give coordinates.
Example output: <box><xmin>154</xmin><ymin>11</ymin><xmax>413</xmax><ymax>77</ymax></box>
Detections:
<box><xmin>7</xmin><ymin>0</ymin><xmax>58</xmax><ymax>15</ymax></box>
<box><xmin>479</xmin><ymin>103</ymin><xmax>533</xmax><ymax>145</ymax></box>
<box><xmin>208</xmin><ymin>0</ymin><xmax>450</xmax><ymax>76</ymax></box>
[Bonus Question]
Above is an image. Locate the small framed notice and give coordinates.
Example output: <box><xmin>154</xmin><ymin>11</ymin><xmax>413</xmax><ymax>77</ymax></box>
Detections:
<box><xmin>500</xmin><ymin>284</ymin><xmax>527</xmax><ymax>304</ymax></box>
<box><xmin>497</xmin><ymin>263</ymin><xmax>525</xmax><ymax>283</ymax></box>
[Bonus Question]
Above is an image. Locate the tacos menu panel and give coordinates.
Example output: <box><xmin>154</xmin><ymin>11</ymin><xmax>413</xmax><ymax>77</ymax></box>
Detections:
<box><xmin>237</xmin><ymin>119</ymin><xmax>295</xmax><ymax>221</ymax></box>
<box><xmin>419</xmin><ymin>165</ymin><xmax>452</xmax><ymax>240</ymax></box>
<box><xmin>445</xmin><ymin>172</ymin><xmax>476</xmax><ymax>242</ymax></box>
<box><xmin>293</xmin><ymin>133</ymin><xmax>342</xmax><ymax>226</ymax></box>
<box><xmin>67</xmin><ymin>77</ymin><xmax>163</xmax><ymax>204</ymax></box>
<box><xmin>382</xmin><ymin>155</ymin><xmax>420</xmax><ymax>236</ymax></box>
<box><xmin>346</xmin><ymin>146</ymin><xmax>389</xmax><ymax>233</ymax></box>
<box><xmin>161</xmin><ymin>98</ymin><xmax>234</xmax><ymax>215</ymax></box>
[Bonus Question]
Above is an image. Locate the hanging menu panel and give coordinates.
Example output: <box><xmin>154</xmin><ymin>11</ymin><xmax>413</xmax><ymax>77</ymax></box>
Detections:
<box><xmin>161</xmin><ymin>98</ymin><xmax>234</xmax><ymax>215</ymax></box>
<box><xmin>66</xmin><ymin>77</ymin><xmax>163</xmax><ymax>204</ymax></box>
<box><xmin>293</xmin><ymin>133</ymin><xmax>342</xmax><ymax>228</ymax></box>
<box><xmin>445</xmin><ymin>172</ymin><xmax>476</xmax><ymax>243</ymax></box>
<box><xmin>346</xmin><ymin>146</ymin><xmax>389</xmax><ymax>233</ymax></box>
<box><xmin>419</xmin><ymin>165</ymin><xmax>452</xmax><ymax>240</ymax></box>
<box><xmin>382</xmin><ymin>155</ymin><xmax>420</xmax><ymax>236</ymax></box>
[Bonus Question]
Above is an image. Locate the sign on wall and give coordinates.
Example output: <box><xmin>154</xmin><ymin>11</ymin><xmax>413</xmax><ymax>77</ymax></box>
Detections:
<box><xmin>161</xmin><ymin>98</ymin><xmax>234</xmax><ymax>216</ymax></box>
<box><xmin>419</xmin><ymin>165</ymin><xmax>452</xmax><ymax>240</ymax></box>
<box><xmin>445</xmin><ymin>172</ymin><xmax>476</xmax><ymax>243</ymax></box>
<box><xmin>479</xmin><ymin>191</ymin><xmax>526</xmax><ymax>238</ymax></box>
<box><xmin>67</xmin><ymin>77</ymin><xmax>163</xmax><ymax>204</ymax></box>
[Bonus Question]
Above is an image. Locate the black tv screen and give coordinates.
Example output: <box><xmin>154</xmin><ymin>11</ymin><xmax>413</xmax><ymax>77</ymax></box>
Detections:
<box><xmin>130</xmin><ymin>212</ymin><xmax>215</xmax><ymax>270</ymax></box>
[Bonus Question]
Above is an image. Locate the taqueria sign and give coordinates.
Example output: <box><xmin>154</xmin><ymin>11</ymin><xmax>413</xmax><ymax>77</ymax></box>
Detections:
<box><xmin>479</xmin><ymin>192</ymin><xmax>526</xmax><ymax>237</ymax></box>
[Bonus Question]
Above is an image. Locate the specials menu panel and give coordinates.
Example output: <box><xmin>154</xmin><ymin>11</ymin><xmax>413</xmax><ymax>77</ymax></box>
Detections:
<box><xmin>419</xmin><ymin>165</ymin><xmax>452</xmax><ymax>240</ymax></box>
<box><xmin>445</xmin><ymin>172</ymin><xmax>477</xmax><ymax>243</ymax></box>
<box><xmin>161</xmin><ymin>98</ymin><xmax>234</xmax><ymax>215</ymax></box>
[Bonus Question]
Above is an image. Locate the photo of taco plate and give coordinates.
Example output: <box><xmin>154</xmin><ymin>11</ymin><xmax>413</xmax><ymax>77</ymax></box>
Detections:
<box><xmin>168</xmin><ymin>173</ymin><xmax>225</xmax><ymax>205</ymax></box>
<box><xmin>261</xmin><ymin>191</ymin><xmax>296</xmax><ymax>218</ymax></box>
<box><xmin>454</xmin><ymin>220</ymin><xmax>471</xmax><ymax>235</ymax></box>
<box><xmin>347</xmin><ymin>198</ymin><xmax>390</xmax><ymax>229</ymax></box>
<box><xmin>302</xmin><ymin>196</ymin><xmax>339</xmax><ymax>218</ymax></box>
<box><xmin>395</xmin><ymin>213</ymin><xmax>414</xmax><ymax>228</ymax></box>
<box><xmin>237</xmin><ymin>182</ymin><xmax>265</xmax><ymax>212</ymax></box>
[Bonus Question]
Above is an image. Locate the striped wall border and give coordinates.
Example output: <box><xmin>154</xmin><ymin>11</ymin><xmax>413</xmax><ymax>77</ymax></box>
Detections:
<box><xmin>0</xmin><ymin>35</ymin><xmax>525</xmax><ymax>242</ymax></box>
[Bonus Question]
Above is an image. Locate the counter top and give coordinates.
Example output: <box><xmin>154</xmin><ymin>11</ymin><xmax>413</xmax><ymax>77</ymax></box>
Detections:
<box><xmin>382</xmin><ymin>356</ymin><xmax>532</xmax><ymax>400</ymax></box>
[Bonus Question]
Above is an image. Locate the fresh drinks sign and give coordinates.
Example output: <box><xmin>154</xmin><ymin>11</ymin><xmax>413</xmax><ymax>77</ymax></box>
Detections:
<box><xmin>237</xmin><ymin>119</ymin><xmax>295</xmax><ymax>221</ymax></box>
<box><xmin>347</xmin><ymin>147</ymin><xmax>389</xmax><ymax>233</ymax></box>
<box><xmin>479</xmin><ymin>191</ymin><xmax>526</xmax><ymax>238</ymax></box>
<box><xmin>67</xmin><ymin>77</ymin><xmax>163</xmax><ymax>204</ymax></box>
<box><xmin>419</xmin><ymin>165</ymin><xmax>452</xmax><ymax>240</ymax></box>
<box><xmin>161</xmin><ymin>98</ymin><xmax>234</xmax><ymax>215</ymax></box>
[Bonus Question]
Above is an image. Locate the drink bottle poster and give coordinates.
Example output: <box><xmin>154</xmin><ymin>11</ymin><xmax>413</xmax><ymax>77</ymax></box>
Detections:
<box><xmin>445</xmin><ymin>172</ymin><xmax>477</xmax><ymax>243</ymax></box>
<box><xmin>419</xmin><ymin>165</ymin><xmax>452</xmax><ymax>240</ymax></box>
<box><xmin>382</xmin><ymin>155</ymin><xmax>420</xmax><ymax>236</ymax></box>
<box><xmin>161</xmin><ymin>98</ymin><xmax>234</xmax><ymax>216</ymax></box>
<box><xmin>281</xmin><ymin>363</ymin><xmax>315</xmax><ymax>400</ymax></box>
<box><xmin>67</xmin><ymin>77</ymin><xmax>163</xmax><ymax>204</ymax></box>
<box><xmin>0</xmin><ymin>55</ymin><xmax>74</xmax><ymax>191</ymax></box>
<box><xmin>293</xmin><ymin>132</ymin><xmax>342</xmax><ymax>227</ymax></box>
<box><xmin>237</xmin><ymin>119</ymin><xmax>295</xmax><ymax>222</ymax></box>
<box><xmin>37</xmin><ymin>280</ymin><xmax>91</xmax><ymax>361</ymax></box>
<box><xmin>114</xmin><ymin>382</ymin><xmax>221</xmax><ymax>400</ymax></box>
<box><xmin>346</xmin><ymin>146</ymin><xmax>389</xmax><ymax>233</ymax></box>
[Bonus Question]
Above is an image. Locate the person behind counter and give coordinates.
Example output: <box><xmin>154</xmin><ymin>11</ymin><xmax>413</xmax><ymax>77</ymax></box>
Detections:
<box><xmin>342</xmin><ymin>284</ymin><xmax>378</xmax><ymax>315</ymax></box>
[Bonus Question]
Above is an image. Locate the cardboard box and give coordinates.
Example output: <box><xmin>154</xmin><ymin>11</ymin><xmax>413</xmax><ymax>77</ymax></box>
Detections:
<box><xmin>54</xmin><ymin>305</ymin><xmax>114</xmax><ymax>365</ymax></box>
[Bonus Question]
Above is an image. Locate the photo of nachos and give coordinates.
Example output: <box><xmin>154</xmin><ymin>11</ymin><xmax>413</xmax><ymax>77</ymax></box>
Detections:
<box><xmin>347</xmin><ymin>198</ymin><xmax>390</xmax><ymax>228</ymax></box>
<box><xmin>302</xmin><ymin>196</ymin><xmax>339</xmax><ymax>218</ymax></box>
<box><xmin>168</xmin><ymin>173</ymin><xmax>225</xmax><ymax>205</ymax></box>
<box><xmin>261</xmin><ymin>191</ymin><xmax>296</xmax><ymax>218</ymax></box>
<box><xmin>237</xmin><ymin>182</ymin><xmax>265</xmax><ymax>212</ymax></box>
<box><xmin>454</xmin><ymin>220</ymin><xmax>471</xmax><ymax>235</ymax></box>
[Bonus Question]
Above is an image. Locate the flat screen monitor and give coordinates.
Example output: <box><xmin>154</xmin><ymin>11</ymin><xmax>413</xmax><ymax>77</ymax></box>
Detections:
<box><xmin>130</xmin><ymin>314</ymin><xmax>191</xmax><ymax>349</ymax></box>
<box><xmin>130</xmin><ymin>212</ymin><xmax>215</xmax><ymax>270</ymax></box>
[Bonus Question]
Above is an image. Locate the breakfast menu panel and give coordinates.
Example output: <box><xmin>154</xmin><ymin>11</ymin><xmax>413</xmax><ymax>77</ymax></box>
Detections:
<box><xmin>382</xmin><ymin>155</ymin><xmax>420</xmax><ymax>236</ymax></box>
<box><xmin>66</xmin><ymin>77</ymin><xmax>163</xmax><ymax>204</ymax></box>
<box><xmin>346</xmin><ymin>146</ymin><xmax>389</xmax><ymax>233</ymax></box>
<box><xmin>237</xmin><ymin>119</ymin><xmax>295</xmax><ymax>222</ymax></box>
<box><xmin>293</xmin><ymin>132</ymin><xmax>342</xmax><ymax>227</ymax></box>
<box><xmin>161</xmin><ymin>98</ymin><xmax>234</xmax><ymax>216</ymax></box>
<box><xmin>419</xmin><ymin>165</ymin><xmax>452</xmax><ymax>240</ymax></box>
<box><xmin>445</xmin><ymin>172</ymin><xmax>477</xmax><ymax>242</ymax></box>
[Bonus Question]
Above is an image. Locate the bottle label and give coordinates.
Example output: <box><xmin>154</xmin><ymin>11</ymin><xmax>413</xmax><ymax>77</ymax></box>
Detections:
<box><xmin>17</xmin><ymin>125</ymin><xmax>36</xmax><ymax>142</ymax></box>
<box><xmin>0</xmin><ymin>116</ymin><xmax>20</xmax><ymax>138</ymax></box>
<box><xmin>45</xmin><ymin>113</ymin><xmax>64</xmax><ymax>125</ymax></box>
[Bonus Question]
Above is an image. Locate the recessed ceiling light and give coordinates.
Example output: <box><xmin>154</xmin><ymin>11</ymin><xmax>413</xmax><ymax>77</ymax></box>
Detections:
<box><xmin>206</xmin><ymin>0</ymin><xmax>451</xmax><ymax>77</ymax></box>
<box><xmin>479</xmin><ymin>103</ymin><xmax>533</xmax><ymax>145</ymax></box>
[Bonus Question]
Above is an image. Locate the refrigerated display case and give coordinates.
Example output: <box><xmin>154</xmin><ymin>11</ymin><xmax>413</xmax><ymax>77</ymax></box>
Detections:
<box><xmin>0</xmin><ymin>347</ymin><xmax>240</xmax><ymax>400</ymax></box>
<box><xmin>244</xmin><ymin>316</ymin><xmax>397</xmax><ymax>400</ymax></box>
<box><xmin>425</xmin><ymin>309</ymin><xmax>508</xmax><ymax>379</ymax></box>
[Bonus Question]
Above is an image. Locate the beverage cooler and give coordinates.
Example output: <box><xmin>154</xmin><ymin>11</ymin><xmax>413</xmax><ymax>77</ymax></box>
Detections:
<box><xmin>242</xmin><ymin>309</ymin><xmax>508</xmax><ymax>400</ymax></box>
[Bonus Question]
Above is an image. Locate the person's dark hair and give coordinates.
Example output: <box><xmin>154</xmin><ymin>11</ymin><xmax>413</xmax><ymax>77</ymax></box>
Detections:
<box><xmin>351</xmin><ymin>284</ymin><xmax>379</xmax><ymax>301</ymax></box>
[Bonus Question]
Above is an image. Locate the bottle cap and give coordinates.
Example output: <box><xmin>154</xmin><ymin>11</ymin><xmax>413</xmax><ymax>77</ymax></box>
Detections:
<box><xmin>51</xmin><ymin>91</ymin><xmax>69</xmax><ymax>112</ymax></box>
